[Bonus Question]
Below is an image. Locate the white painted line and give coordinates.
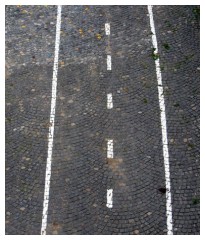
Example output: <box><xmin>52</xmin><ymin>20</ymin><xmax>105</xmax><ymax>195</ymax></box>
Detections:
<box><xmin>41</xmin><ymin>5</ymin><xmax>62</xmax><ymax>235</ymax></box>
<box><xmin>148</xmin><ymin>5</ymin><xmax>173</xmax><ymax>235</ymax></box>
<box><xmin>107</xmin><ymin>139</ymin><xmax>113</xmax><ymax>158</ymax></box>
<box><xmin>107</xmin><ymin>55</ymin><xmax>112</xmax><ymax>70</ymax></box>
<box><xmin>107</xmin><ymin>93</ymin><xmax>113</xmax><ymax>109</ymax></box>
<box><xmin>106</xmin><ymin>189</ymin><xmax>113</xmax><ymax>208</ymax></box>
<box><xmin>105</xmin><ymin>23</ymin><xmax>110</xmax><ymax>35</ymax></box>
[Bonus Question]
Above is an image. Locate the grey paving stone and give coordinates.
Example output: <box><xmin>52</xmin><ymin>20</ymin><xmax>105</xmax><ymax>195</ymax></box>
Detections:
<box><xmin>5</xmin><ymin>5</ymin><xmax>199</xmax><ymax>235</ymax></box>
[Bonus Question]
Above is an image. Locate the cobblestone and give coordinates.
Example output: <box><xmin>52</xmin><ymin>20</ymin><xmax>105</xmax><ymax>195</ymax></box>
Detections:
<box><xmin>154</xmin><ymin>5</ymin><xmax>200</xmax><ymax>234</ymax></box>
<box><xmin>5</xmin><ymin>5</ymin><xmax>199</xmax><ymax>235</ymax></box>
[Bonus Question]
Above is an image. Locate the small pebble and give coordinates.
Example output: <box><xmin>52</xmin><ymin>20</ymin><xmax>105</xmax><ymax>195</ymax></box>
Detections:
<box><xmin>119</xmin><ymin>182</ymin><xmax>126</xmax><ymax>187</ymax></box>
<box><xmin>128</xmin><ymin>219</ymin><xmax>135</xmax><ymax>224</ymax></box>
<box><xmin>65</xmin><ymin>178</ymin><xmax>70</xmax><ymax>183</ymax></box>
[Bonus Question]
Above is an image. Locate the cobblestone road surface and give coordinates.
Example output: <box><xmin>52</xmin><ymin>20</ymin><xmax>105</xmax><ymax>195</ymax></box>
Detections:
<box><xmin>5</xmin><ymin>5</ymin><xmax>200</xmax><ymax>235</ymax></box>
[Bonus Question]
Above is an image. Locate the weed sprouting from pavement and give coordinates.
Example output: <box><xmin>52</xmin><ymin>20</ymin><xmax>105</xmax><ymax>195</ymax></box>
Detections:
<box><xmin>151</xmin><ymin>48</ymin><xmax>159</xmax><ymax>60</ymax></box>
<box><xmin>188</xmin><ymin>143</ymin><xmax>195</xmax><ymax>149</ymax></box>
<box><xmin>6</xmin><ymin>117</ymin><xmax>11</xmax><ymax>122</ymax></box>
<box><xmin>160</xmin><ymin>66</ymin><xmax>165</xmax><ymax>71</ymax></box>
<box><xmin>163</xmin><ymin>43</ymin><xmax>170</xmax><ymax>50</ymax></box>
<box><xmin>192</xmin><ymin>197</ymin><xmax>200</xmax><ymax>205</ymax></box>
<box><xmin>143</xmin><ymin>98</ymin><xmax>148</xmax><ymax>104</ymax></box>
<box><xmin>173</xmin><ymin>103</ymin><xmax>180</xmax><ymax>107</ymax></box>
<box><xmin>164</xmin><ymin>20</ymin><xmax>172</xmax><ymax>28</ymax></box>
<box><xmin>192</xmin><ymin>6</ymin><xmax>200</xmax><ymax>20</ymax></box>
<box><xmin>164</xmin><ymin>20</ymin><xmax>177</xmax><ymax>33</ymax></box>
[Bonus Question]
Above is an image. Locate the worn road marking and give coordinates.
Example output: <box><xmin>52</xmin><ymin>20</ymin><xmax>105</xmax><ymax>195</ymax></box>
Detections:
<box><xmin>105</xmin><ymin>23</ymin><xmax>110</xmax><ymax>35</ymax></box>
<box><xmin>148</xmin><ymin>5</ymin><xmax>173</xmax><ymax>235</ymax></box>
<box><xmin>41</xmin><ymin>5</ymin><xmax>62</xmax><ymax>235</ymax></box>
<box><xmin>106</xmin><ymin>189</ymin><xmax>113</xmax><ymax>208</ymax></box>
<box><xmin>107</xmin><ymin>93</ymin><xmax>113</xmax><ymax>109</ymax></box>
<box><xmin>107</xmin><ymin>55</ymin><xmax>112</xmax><ymax>70</ymax></box>
<box><xmin>107</xmin><ymin>139</ymin><xmax>113</xmax><ymax>158</ymax></box>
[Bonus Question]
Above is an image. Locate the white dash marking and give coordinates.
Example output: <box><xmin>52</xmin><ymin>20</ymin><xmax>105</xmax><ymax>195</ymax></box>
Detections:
<box><xmin>105</xmin><ymin>23</ymin><xmax>110</xmax><ymax>35</ymax></box>
<box><xmin>41</xmin><ymin>5</ymin><xmax>62</xmax><ymax>236</ymax></box>
<box><xmin>106</xmin><ymin>189</ymin><xmax>113</xmax><ymax>208</ymax></box>
<box><xmin>107</xmin><ymin>139</ymin><xmax>113</xmax><ymax>158</ymax></box>
<box><xmin>107</xmin><ymin>93</ymin><xmax>113</xmax><ymax>109</ymax></box>
<box><xmin>107</xmin><ymin>55</ymin><xmax>112</xmax><ymax>70</ymax></box>
<box><xmin>148</xmin><ymin>5</ymin><xmax>173</xmax><ymax>235</ymax></box>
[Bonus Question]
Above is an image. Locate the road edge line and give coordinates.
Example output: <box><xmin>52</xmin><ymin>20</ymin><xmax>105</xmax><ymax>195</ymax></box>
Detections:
<box><xmin>147</xmin><ymin>5</ymin><xmax>173</xmax><ymax>235</ymax></box>
<box><xmin>41</xmin><ymin>5</ymin><xmax>62</xmax><ymax>235</ymax></box>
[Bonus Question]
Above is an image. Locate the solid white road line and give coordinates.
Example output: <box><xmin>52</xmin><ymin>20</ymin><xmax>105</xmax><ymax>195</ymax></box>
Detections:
<box><xmin>107</xmin><ymin>55</ymin><xmax>112</xmax><ymax>70</ymax></box>
<box><xmin>147</xmin><ymin>5</ymin><xmax>173</xmax><ymax>235</ymax></box>
<box><xmin>106</xmin><ymin>189</ymin><xmax>113</xmax><ymax>208</ymax></box>
<box><xmin>107</xmin><ymin>139</ymin><xmax>113</xmax><ymax>158</ymax></box>
<box><xmin>107</xmin><ymin>93</ymin><xmax>113</xmax><ymax>109</ymax></box>
<box><xmin>41</xmin><ymin>5</ymin><xmax>62</xmax><ymax>235</ymax></box>
<box><xmin>105</xmin><ymin>23</ymin><xmax>110</xmax><ymax>35</ymax></box>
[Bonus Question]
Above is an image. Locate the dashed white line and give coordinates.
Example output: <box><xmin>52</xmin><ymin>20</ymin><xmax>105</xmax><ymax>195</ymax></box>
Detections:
<box><xmin>107</xmin><ymin>139</ymin><xmax>113</xmax><ymax>158</ymax></box>
<box><xmin>105</xmin><ymin>22</ymin><xmax>114</xmax><ymax>209</ymax></box>
<box><xmin>107</xmin><ymin>93</ymin><xmax>113</xmax><ymax>109</ymax></box>
<box><xmin>105</xmin><ymin>23</ymin><xmax>110</xmax><ymax>35</ymax></box>
<box><xmin>106</xmin><ymin>189</ymin><xmax>113</xmax><ymax>208</ymax></box>
<box><xmin>148</xmin><ymin>5</ymin><xmax>173</xmax><ymax>235</ymax></box>
<box><xmin>107</xmin><ymin>55</ymin><xmax>112</xmax><ymax>70</ymax></box>
<box><xmin>41</xmin><ymin>5</ymin><xmax>62</xmax><ymax>235</ymax></box>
